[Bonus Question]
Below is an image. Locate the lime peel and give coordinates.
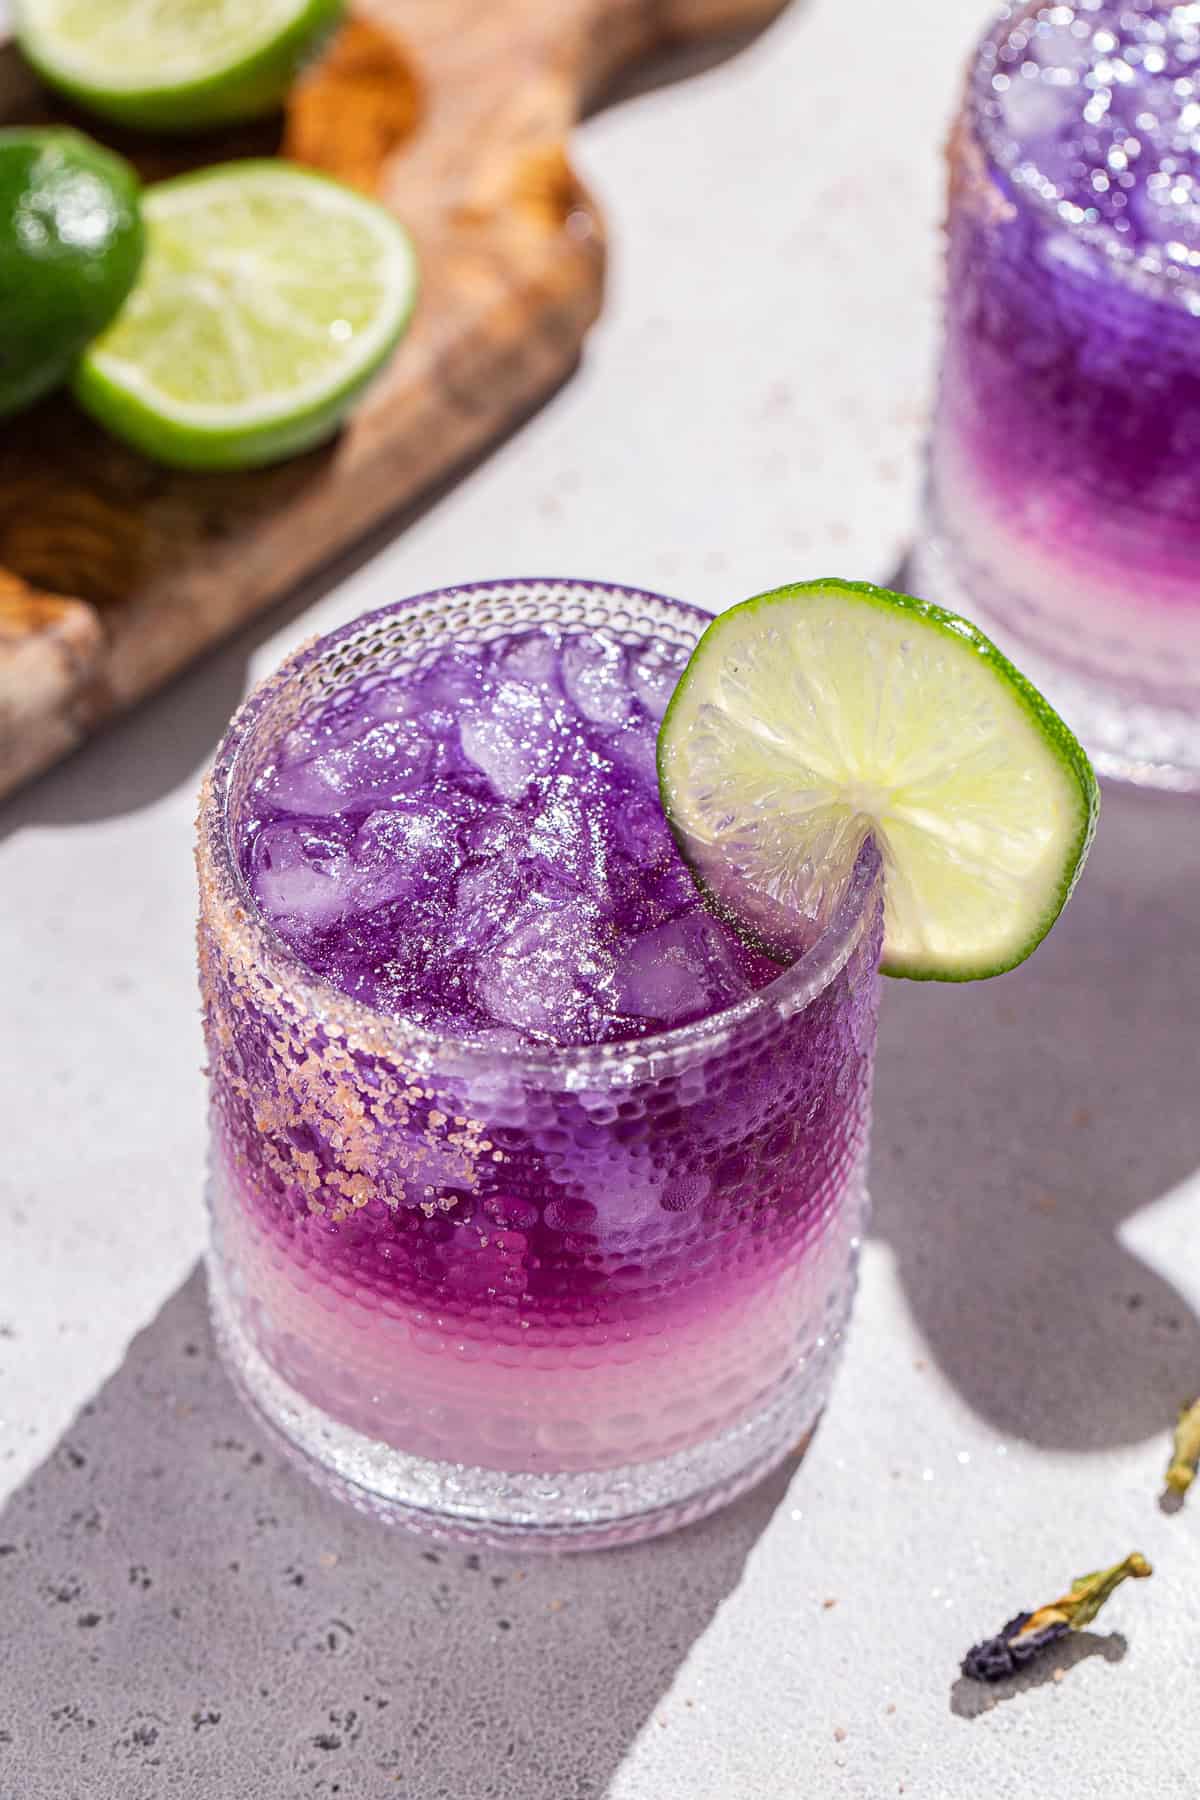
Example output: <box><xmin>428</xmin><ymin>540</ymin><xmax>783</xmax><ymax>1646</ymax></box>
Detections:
<box><xmin>0</xmin><ymin>127</ymin><xmax>144</xmax><ymax>420</ymax></box>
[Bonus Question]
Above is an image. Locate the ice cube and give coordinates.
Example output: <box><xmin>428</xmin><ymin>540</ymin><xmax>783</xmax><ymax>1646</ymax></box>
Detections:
<box><xmin>459</xmin><ymin>680</ymin><xmax>560</xmax><ymax>799</ymax></box>
<box><xmin>1026</xmin><ymin>18</ymin><xmax>1088</xmax><ymax>80</ymax></box>
<box><xmin>614</xmin><ymin>914</ymin><xmax>748</xmax><ymax>1024</ymax></box>
<box><xmin>643</xmin><ymin>853</ymin><xmax>702</xmax><ymax>917</ymax></box>
<box><xmin>607</xmin><ymin>719</ymin><xmax>658</xmax><ymax>783</ymax></box>
<box><xmin>523</xmin><ymin>772</ymin><xmax>613</xmax><ymax>901</ymax></box>
<box><xmin>281</xmin><ymin>695</ymin><xmax>374</xmax><ymax>759</ymax></box>
<box><xmin>1130</xmin><ymin>168</ymin><xmax>1200</xmax><ymax>253</ymax></box>
<box><xmin>612</xmin><ymin>790</ymin><xmax>670</xmax><ymax>864</ymax></box>
<box><xmin>492</xmin><ymin>629</ymin><xmax>561</xmax><ymax>687</ymax></box>
<box><xmin>349</xmin><ymin>804</ymin><xmax>457</xmax><ymax>909</ymax></box>
<box><xmin>251</xmin><ymin>822</ymin><xmax>351</xmax><ymax>930</ymax></box>
<box><xmin>450</xmin><ymin>856</ymin><xmax>525</xmax><ymax>950</ymax></box>
<box><xmin>463</xmin><ymin>806</ymin><xmax>526</xmax><ymax>859</ymax></box>
<box><xmin>362</xmin><ymin>677</ymin><xmax>420</xmax><ymax>723</ymax></box>
<box><xmin>260</xmin><ymin>755</ymin><xmax>344</xmax><ymax>815</ymax></box>
<box><xmin>630</xmin><ymin>642</ymin><xmax>686</xmax><ymax>721</ymax></box>
<box><xmin>561</xmin><ymin>632</ymin><xmax>632</xmax><ymax>726</ymax></box>
<box><xmin>274</xmin><ymin>721</ymin><xmax>322</xmax><ymax>767</ymax></box>
<box><xmin>998</xmin><ymin>64</ymin><xmax>1079</xmax><ymax>154</ymax></box>
<box><xmin>477</xmin><ymin>898</ymin><xmax>614</xmax><ymax>1040</ymax></box>
<box><xmin>264</xmin><ymin>721</ymin><xmax>433</xmax><ymax>816</ymax></box>
<box><xmin>420</xmin><ymin>647</ymin><xmax>488</xmax><ymax>712</ymax></box>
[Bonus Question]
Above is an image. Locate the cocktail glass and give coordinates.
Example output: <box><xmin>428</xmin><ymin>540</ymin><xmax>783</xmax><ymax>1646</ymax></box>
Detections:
<box><xmin>916</xmin><ymin>0</ymin><xmax>1200</xmax><ymax>790</ymax></box>
<box><xmin>197</xmin><ymin>579</ymin><xmax>884</xmax><ymax>1549</ymax></box>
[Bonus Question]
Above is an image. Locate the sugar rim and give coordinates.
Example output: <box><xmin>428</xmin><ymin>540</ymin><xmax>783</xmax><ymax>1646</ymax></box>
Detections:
<box><xmin>197</xmin><ymin>578</ymin><xmax>883</xmax><ymax>1084</ymax></box>
<box><xmin>968</xmin><ymin>0</ymin><xmax>1200</xmax><ymax>308</ymax></box>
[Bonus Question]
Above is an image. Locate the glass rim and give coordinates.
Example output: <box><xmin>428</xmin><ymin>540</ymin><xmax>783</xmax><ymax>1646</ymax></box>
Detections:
<box><xmin>199</xmin><ymin>577</ymin><xmax>884</xmax><ymax>1082</ymax></box>
<box><xmin>966</xmin><ymin>0</ymin><xmax>1200</xmax><ymax>309</ymax></box>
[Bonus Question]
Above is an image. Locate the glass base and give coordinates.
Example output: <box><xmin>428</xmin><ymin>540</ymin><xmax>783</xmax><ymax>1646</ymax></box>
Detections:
<box><xmin>912</xmin><ymin>532</ymin><xmax>1200</xmax><ymax>793</ymax></box>
<box><xmin>206</xmin><ymin>1252</ymin><xmax>851</xmax><ymax>1552</ymax></box>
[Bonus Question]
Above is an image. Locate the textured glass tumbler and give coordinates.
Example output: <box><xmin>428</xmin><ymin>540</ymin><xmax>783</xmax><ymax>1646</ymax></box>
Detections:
<box><xmin>916</xmin><ymin>1</ymin><xmax>1200</xmax><ymax>790</ymax></box>
<box><xmin>197</xmin><ymin>580</ymin><xmax>884</xmax><ymax>1550</ymax></box>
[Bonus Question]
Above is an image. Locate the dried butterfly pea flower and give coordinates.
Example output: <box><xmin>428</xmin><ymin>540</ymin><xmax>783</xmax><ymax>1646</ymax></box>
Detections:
<box><xmin>961</xmin><ymin>1553</ymin><xmax>1152</xmax><ymax>1684</ymax></box>
<box><xmin>1165</xmin><ymin>1397</ymin><xmax>1200</xmax><ymax>1498</ymax></box>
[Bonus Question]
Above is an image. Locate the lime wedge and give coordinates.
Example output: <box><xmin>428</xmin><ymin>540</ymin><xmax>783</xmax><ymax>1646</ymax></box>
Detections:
<box><xmin>657</xmin><ymin>579</ymin><xmax>1099</xmax><ymax>981</ymax></box>
<box><xmin>13</xmin><ymin>0</ymin><xmax>342</xmax><ymax>133</ymax></box>
<box><xmin>71</xmin><ymin>161</ymin><xmax>418</xmax><ymax>471</ymax></box>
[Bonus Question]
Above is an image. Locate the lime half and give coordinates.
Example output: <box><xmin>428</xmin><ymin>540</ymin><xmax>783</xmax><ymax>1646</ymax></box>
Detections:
<box><xmin>657</xmin><ymin>580</ymin><xmax>1099</xmax><ymax>981</ymax></box>
<box><xmin>72</xmin><ymin>161</ymin><xmax>418</xmax><ymax>471</ymax></box>
<box><xmin>14</xmin><ymin>0</ymin><xmax>342</xmax><ymax>134</ymax></box>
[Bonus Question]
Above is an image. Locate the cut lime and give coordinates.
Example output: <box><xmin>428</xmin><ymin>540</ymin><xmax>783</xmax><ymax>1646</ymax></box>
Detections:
<box><xmin>0</xmin><ymin>127</ymin><xmax>144</xmax><ymax>419</ymax></box>
<box><xmin>657</xmin><ymin>579</ymin><xmax>1099</xmax><ymax>981</ymax></box>
<box><xmin>72</xmin><ymin>161</ymin><xmax>418</xmax><ymax>471</ymax></box>
<box><xmin>13</xmin><ymin>0</ymin><xmax>342</xmax><ymax>134</ymax></box>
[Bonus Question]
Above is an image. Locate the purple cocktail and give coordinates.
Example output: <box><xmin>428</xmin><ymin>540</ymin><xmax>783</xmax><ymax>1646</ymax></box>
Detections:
<box><xmin>918</xmin><ymin>0</ymin><xmax>1200</xmax><ymax>788</ymax></box>
<box><xmin>198</xmin><ymin>580</ymin><xmax>882</xmax><ymax>1547</ymax></box>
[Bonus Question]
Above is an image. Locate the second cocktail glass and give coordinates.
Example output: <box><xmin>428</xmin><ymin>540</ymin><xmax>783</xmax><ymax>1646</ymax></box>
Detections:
<box><xmin>918</xmin><ymin>0</ymin><xmax>1200</xmax><ymax>789</ymax></box>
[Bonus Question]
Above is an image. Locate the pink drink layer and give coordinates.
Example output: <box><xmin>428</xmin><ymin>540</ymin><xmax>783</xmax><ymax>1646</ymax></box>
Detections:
<box><xmin>212</xmin><ymin>1189</ymin><xmax>862</xmax><ymax>1475</ymax></box>
<box><xmin>930</xmin><ymin>0</ymin><xmax>1200</xmax><ymax>695</ymax></box>
<box><xmin>239</xmin><ymin>626</ymin><xmax>779</xmax><ymax>1045</ymax></box>
<box><xmin>202</xmin><ymin>594</ymin><xmax>881</xmax><ymax>1485</ymax></box>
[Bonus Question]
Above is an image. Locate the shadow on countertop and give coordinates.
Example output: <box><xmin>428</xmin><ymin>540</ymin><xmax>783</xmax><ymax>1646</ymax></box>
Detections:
<box><xmin>0</xmin><ymin>1266</ymin><xmax>795</xmax><ymax>1800</ymax></box>
<box><xmin>870</xmin><ymin>778</ymin><xmax>1200</xmax><ymax>1452</ymax></box>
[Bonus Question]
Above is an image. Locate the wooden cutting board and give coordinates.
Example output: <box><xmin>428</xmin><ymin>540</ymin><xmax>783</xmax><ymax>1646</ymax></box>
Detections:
<box><xmin>0</xmin><ymin>0</ymin><xmax>783</xmax><ymax>801</ymax></box>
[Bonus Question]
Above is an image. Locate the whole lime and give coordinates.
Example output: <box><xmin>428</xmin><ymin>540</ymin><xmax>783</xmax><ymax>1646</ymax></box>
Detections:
<box><xmin>0</xmin><ymin>127</ymin><xmax>144</xmax><ymax>419</ymax></box>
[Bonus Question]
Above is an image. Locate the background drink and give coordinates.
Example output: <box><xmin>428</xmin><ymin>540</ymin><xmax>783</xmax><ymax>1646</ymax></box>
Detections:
<box><xmin>918</xmin><ymin>0</ymin><xmax>1200</xmax><ymax>788</ymax></box>
<box><xmin>198</xmin><ymin>580</ymin><xmax>883</xmax><ymax>1548</ymax></box>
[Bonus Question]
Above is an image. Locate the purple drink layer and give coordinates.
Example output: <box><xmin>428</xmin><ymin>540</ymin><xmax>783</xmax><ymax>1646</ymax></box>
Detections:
<box><xmin>239</xmin><ymin>625</ymin><xmax>778</xmax><ymax>1046</ymax></box>
<box><xmin>928</xmin><ymin>3</ymin><xmax>1200</xmax><ymax>699</ymax></box>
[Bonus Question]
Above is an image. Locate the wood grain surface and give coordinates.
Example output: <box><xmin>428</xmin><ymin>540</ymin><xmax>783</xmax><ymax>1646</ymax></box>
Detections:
<box><xmin>0</xmin><ymin>0</ymin><xmax>783</xmax><ymax>800</ymax></box>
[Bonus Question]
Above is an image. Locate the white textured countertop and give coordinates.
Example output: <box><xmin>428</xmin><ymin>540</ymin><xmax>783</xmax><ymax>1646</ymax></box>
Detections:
<box><xmin>2</xmin><ymin>3</ymin><xmax>1200</xmax><ymax>1795</ymax></box>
